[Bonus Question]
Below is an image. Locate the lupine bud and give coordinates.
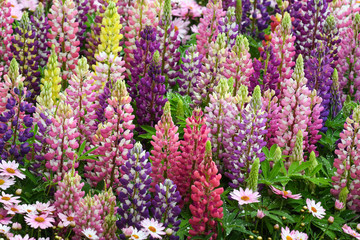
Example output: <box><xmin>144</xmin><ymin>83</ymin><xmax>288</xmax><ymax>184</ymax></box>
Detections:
<box><xmin>273</xmin><ymin>147</ymin><xmax>282</xmax><ymax>163</ymax></box>
<box><xmin>291</xmin><ymin>130</ymin><xmax>304</xmax><ymax>163</ymax></box>
<box><xmin>247</xmin><ymin>158</ymin><xmax>260</xmax><ymax>191</ymax></box>
<box><xmin>338</xmin><ymin>187</ymin><xmax>349</xmax><ymax>210</ymax></box>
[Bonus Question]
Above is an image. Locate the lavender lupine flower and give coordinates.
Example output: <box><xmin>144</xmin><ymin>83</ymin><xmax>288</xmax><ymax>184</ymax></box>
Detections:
<box><xmin>135</xmin><ymin>50</ymin><xmax>167</xmax><ymax>130</ymax></box>
<box><xmin>237</xmin><ymin>0</ymin><xmax>252</xmax><ymax>33</ymax></box>
<box><xmin>226</xmin><ymin>86</ymin><xmax>267</xmax><ymax>188</ymax></box>
<box><xmin>129</xmin><ymin>26</ymin><xmax>160</xmax><ymax>99</ymax></box>
<box><xmin>151</xmin><ymin>179</ymin><xmax>181</xmax><ymax>240</ymax></box>
<box><xmin>294</xmin><ymin>0</ymin><xmax>330</xmax><ymax>59</ymax></box>
<box><xmin>10</xmin><ymin>12</ymin><xmax>41</xmax><ymax>101</ymax></box>
<box><xmin>178</xmin><ymin>45</ymin><xmax>203</xmax><ymax>98</ymax></box>
<box><xmin>117</xmin><ymin>142</ymin><xmax>152</xmax><ymax>235</ymax></box>
<box><xmin>94</xmin><ymin>86</ymin><xmax>111</xmax><ymax>126</ymax></box>
<box><xmin>219</xmin><ymin>7</ymin><xmax>239</xmax><ymax>48</ymax></box>
<box><xmin>305</xmin><ymin>45</ymin><xmax>333</xmax><ymax>131</ymax></box>
<box><xmin>30</xmin><ymin>3</ymin><xmax>50</xmax><ymax>69</ymax></box>
<box><xmin>223</xmin><ymin>0</ymin><xmax>235</xmax><ymax>11</ymax></box>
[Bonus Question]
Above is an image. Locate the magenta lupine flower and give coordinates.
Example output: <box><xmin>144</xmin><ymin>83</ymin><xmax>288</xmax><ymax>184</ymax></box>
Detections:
<box><xmin>262</xmin><ymin>89</ymin><xmax>281</xmax><ymax>148</ymax></box>
<box><xmin>150</xmin><ymin>102</ymin><xmax>181</xmax><ymax>191</ymax></box>
<box><xmin>0</xmin><ymin>0</ymin><xmax>14</xmax><ymax>75</ymax></box>
<box><xmin>269</xmin><ymin>186</ymin><xmax>302</xmax><ymax>199</ymax></box>
<box><xmin>173</xmin><ymin>108</ymin><xmax>210</xmax><ymax>204</ymax></box>
<box><xmin>189</xmin><ymin>141</ymin><xmax>223</xmax><ymax>239</ymax></box>
<box><xmin>47</xmin><ymin>0</ymin><xmax>80</xmax><ymax>82</ymax></box>
<box><xmin>85</xmin><ymin>80</ymin><xmax>134</xmax><ymax>192</ymax></box>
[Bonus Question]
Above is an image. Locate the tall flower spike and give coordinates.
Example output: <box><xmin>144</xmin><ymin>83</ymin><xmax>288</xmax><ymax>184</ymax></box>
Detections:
<box><xmin>275</xmin><ymin>55</ymin><xmax>312</xmax><ymax>158</ymax></box>
<box><xmin>226</xmin><ymin>85</ymin><xmax>267</xmax><ymax>188</ymax></box>
<box><xmin>135</xmin><ymin>50</ymin><xmax>167</xmax><ymax>129</ymax></box>
<box><xmin>189</xmin><ymin>140</ymin><xmax>224</xmax><ymax>239</ymax></box>
<box><xmin>290</xmin><ymin>130</ymin><xmax>304</xmax><ymax>163</ymax></box>
<box><xmin>75</xmin><ymin>0</ymin><xmax>95</xmax><ymax>49</ymax></box>
<box><xmin>331</xmin><ymin>105</ymin><xmax>360</xmax><ymax>212</ymax></box>
<box><xmin>150</xmin><ymin>101</ymin><xmax>181</xmax><ymax>192</ymax></box>
<box><xmin>173</xmin><ymin>108</ymin><xmax>210</xmax><ymax>204</ymax></box>
<box><xmin>219</xmin><ymin>7</ymin><xmax>239</xmax><ymax>48</ymax></box>
<box><xmin>262</xmin><ymin>89</ymin><xmax>281</xmax><ymax>147</ymax></box>
<box><xmin>117</xmin><ymin>142</ymin><xmax>152</xmax><ymax>231</ymax></box>
<box><xmin>47</xmin><ymin>0</ymin><xmax>80</xmax><ymax>83</ymax></box>
<box><xmin>270</xmin><ymin>12</ymin><xmax>296</xmax><ymax>93</ymax></box>
<box><xmin>205</xmin><ymin>78</ymin><xmax>238</xmax><ymax>170</ymax></box>
<box><xmin>330</xmin><ymin>68</ymin><xmax>342</xmax><ymax>117</ymax></box>
<box><xmin>322</xmin><ymin>14</ymin><xmax>341</xmax><ymax>68</ymax></box>
<box><xmin>85</xmin><ymin>80</ymin><xmax>135</xmax><ymax>191</ymax></box>
<box><xmin>247</xmin><ymin>0</ymin><xmax>270</xmax><ymax>39</ymax></box>
<box><xmin>194</xmin><ymin>33</ymin><xmax>228</xmax><ymax>106</ymax></box>
<box><xmin>151</xmin><ymin>179</ymin><xmax>182</xmax><ymax>240</ymax></box>
<box><xmin>0</xmin><ymin>0</ymin><xmax>14</xmax><ymax>75</ymax></box>
<box><xmin>95</xmin><ymin>188</ymin><xmax>118</xmax><ymax>239</ymax></box>
<box><xmin>247</xmin><ymin>158</ymin><xmax>260</xmax><ymax>191</ymax></box>
<box><xmin>40</xmin><ymin>46</ymin><xmax>61</xmax><ymax>105</ymax></box>
<box><xmin>178</xmin><ymin>45</ymin><xmax>203</xmax><ymax>98</ymax></box>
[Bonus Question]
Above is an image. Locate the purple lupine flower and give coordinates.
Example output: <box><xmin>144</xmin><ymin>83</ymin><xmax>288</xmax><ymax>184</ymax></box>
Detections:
<box><xmin>225</xmin><ymin>86</ymin><xmax>267</xmax><ymax>188</ymax></box>
<box><xmin>238</xmin><ymin>0</ymin><xmax>252</xmax><ymax>33</ymax></box>
<box><xmin>223</xmin><ymin>0</ymin><xmax>235</xmax><ymax>11</ymax></box>
<box><xmin>129</xmin><ymin>26</ymin><xmax>160</xmax><ymax>100</ymax></box>
<box><xmin>219</xmin><ymin>7</ymin><xmax>239</xmax><ymax>48</ymax></box>
<box><xmin>117</xmin><ymin>142</ymin><xmax>152</xmax><ymax>235</ymax></box>
<box><xmin>135</xmin><ymin>50</ymin><xmax>167</xmax><ymax>130</ymax></box>
<box><xmin>10</xmin><ymin>12</ymin><xmax>41</xmax><ymax>101</ymax></box>
<box><xmin>305</xmin><ymin>45</ymin><xmax>333</xmax><ymax>131</ymax></box>
<box><xmin>75</xmin><ymin>0</ymin><xmax>93</xmax><ymax>49</ymax></box>
<box><xmin>94</xmin><ymin>85</ymin><xmax>111</xmax><ymax>126</ymax></box>
<box><xmin>294</xmin><ymin>0</ymin><xmax>329</xmax><ymax>59</ymax></box>
<box><xmin>178</xmin><ymin>45</ymin><xmax>203</xmax><ymax>98</ymax></box>
<box><xmin>30</xmin><ymin>3</ymin><xmax>50</xmax><ymax>69</ymax></box>
<box><xmin>249</xmin><ymin>45</ymin><xmax>281</xmax><ymax>95</ymax></box>
<box><xmin>248</xmin><ymin>0</ymin><xmax>271</xmax><ymax>39</ymax></box>
<box><xmin>151</xmin><ymin>179</ymin><xmax>181</xmax><ymax>240</ymax></box>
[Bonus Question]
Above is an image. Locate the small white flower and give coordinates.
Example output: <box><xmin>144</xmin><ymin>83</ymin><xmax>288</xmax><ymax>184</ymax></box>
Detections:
<box><xmin>82</xmin><ymin>228</ymin><xmax>99</xmax><ymax>240</ymax></box>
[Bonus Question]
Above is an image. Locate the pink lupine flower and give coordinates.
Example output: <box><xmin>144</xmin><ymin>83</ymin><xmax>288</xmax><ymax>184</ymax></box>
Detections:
<box><xmin>0</xmin><ymin>160</ymin><xmax>25</xmax><ymax>179</ymax></box>
<box><xmin>0</xmin><ymin>0</ymin><xmax>14</xmax><ymax>74</ymax></box>
<box><xmin>230</xmin><ymin>187</ymin><xmax>260</xmax><ymax>205</ymax></box>
<box><xmin>270</xmin><ymin>186</ymin><xmax>302</xmax><ymax>199</ymax></box>
<box><xmin>25</xmin><ymin>213</ymin><xmax>55</xmax><ymax>229</ymax></box>
<box><xmin>306</xmin><ymin>198</ymin><xmax>326</xmax><ymax>219</ymax></box>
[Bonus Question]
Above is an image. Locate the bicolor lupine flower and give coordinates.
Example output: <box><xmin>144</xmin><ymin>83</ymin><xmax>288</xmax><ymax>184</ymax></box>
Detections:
<box><xmin>123</xmin><ymin>0</ymin><xmax>159</xmax><ymax>71</ymax></box>
<box><xmin>135</xmin><ymin>50</ymin><xmax>167</xmax><ymax>129</ymax></box>
<box><xmin>73</xmin><ymin>194</ymin><xmax>103</xmax><ymax>238</ymax></box>
<box><xmin>262</xmin><ymin>89</ymin><xmax>281</xmax><ymax>147</ymax></box>
<box><xmin>226</xmin><ymin>86</ymin><xmax>267</xmax><ymax>188</ymax></box>
<box><xmin>305</xmin><ymin>90</ymin><xmax>323</xmax><ymax>155</ymax></box>
<box><xmin>275</xmin><ymin>55</ymin><xmax>311</xmax><ymax>158</ymax></box>
<box><xmin>189</xmin><ymin>141</ymin><xmax>223</xmax><ymax>239</ymax></box>
<box><xmin>205</xmin><ymin>78</ymin><xmax>237</xmax><ymax>169</ymax></box>
<box><xmin>95</xmin><ymin>188</ymin><xmax>118</xmax><ymax>239</ymax></box>
<box><xmin>194</xmin><ymin>33</ymin><xmax>228</xmax><ymax>106</ymax></box>
<box><xmin>128</xmin><ymin>26</ymin><xmax>160</xmax><ymax>99</ymax></box>
<box><xmin>0</xmin><ymin>0</ymin><xmax>14</xmax><ymax>75</ymax></box>
<box><xmin>218</xmin><ymin>7</ymin><xmax>239</xmax><ymax>48</ymax></box>
<box><xmin>174</xmin><ymin>108</ymin><xmax>210</xmax><ymax>204</ymax></box>
<box><xmin>43</xmin><ymin>100</ymin><xmax>80</xmax><ymax>182</ymax></box>
<box><xmin>331</xmin><ymin>105</ymin><xmax>360</xmax><ymax>212</ymax></box>
<box><xmin>337</xmin><ymin>13</ymin><xmax>360</xmax><ymax>100</ymax></box>
<box><xmin>10</xmin><ymin>12</ymin><xmax>40</xmax><ymax>101</ymax></box>
<box><xmin>226</xmin><ymin>34</ymin><xmax>254</xmax><ymax>95</ymax></box>
<box><xmin>85</xmin><ymin>80</ymin><xmax>134</xmax><ymax>191</ymax></box>
<box><xmin>305</xmin><ymin>45</ymin><xmax>333</xmax><ymax>131</ymax></box>
<box><xmin>196</xmin><ymin>0</ymin><xmax>225</xmax><ymax>57</ymax></box>
<box><xmin>53</xmin><ymin>169</ymin><xmax>85</xmax><ymax>227</ymax></box>
<box><xmin>270</xmin><ymin>12</ymin><xmax>296</xmax><ymax>92</ymax></box>
<box><xmin>151</xmin><ymin>179</ymin><xmax>181</xmax><ymax>239</ymax></box>
<box><xmin>47</xmin><ymin>0</ymin><xmax>80</xmax><ymax>83</ymax></box>
<box><xmin>294</xmin><ymin>0</ymin><xmax>329</xmax><ymax>58</ymax></box>
<box><xmin>30</xmin><ymin>3</ymin><xmax>50</xmax><ymax>69</ymax></box>
<box><xmin>117</xmin><ymin>142</ymin><xmax>152</xmax><ymax>232</ymax></box>
<box><xmin>177</xmin><ymin>45</ymin><xmax>203</xmax><ymax>99</ymax></box>
<box><xmin>150</xmin><ymin>102</ymin><xmax>181</xmax><ymax>191</ymax></box>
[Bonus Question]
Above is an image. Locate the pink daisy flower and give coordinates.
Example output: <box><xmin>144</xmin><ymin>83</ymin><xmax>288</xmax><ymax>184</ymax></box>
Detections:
<box><xmin>0</xmin><ymin>223</ymin><xmax>10</xmax><ymax>234</ymax></box>
<box><xmin>0</xmin><ymin>209</ymin><xmax>13</xmax><ymax>225</ymax></box>
<box><xmin>21</xmin><ymin>204</ymin><xmax>36</xmax><ymax>215</ymax></box>
<box><xmin>270</xmin><ymin>186</ymin><xmax>302</xmax><ymax>199</ymax></box>
<box><xmin>24</xmin><ymin>213</ymin><xmax>55</xmax><ymax>229</ymax></box>
<box><xmin>33</xmin><ymin>201</ymin><xmax>55</xmax><ymax>215</ymax></box>
<box><xmin>141</xmin><ymin>218</ymin><xmax>165</xmax><ymax>239</ymax></box>
<box><xmin>0</xmin><ymin>193</ymin><xmax>21</xmax><ymax>205</ymax></box>
<box><xmin>130</xmin><ymin>228</ymin><xmax>148</xmax><ymax>240</ymax></box>
<box><xmin>82</xmin><ymin>228</ymin><xmax>99</xmax><ymax>240</ymax></box>
<box><xmin>0</xmin><ymin>175</ymin><xmax>15</xmax><ymax>190</ymax></box>
<box><xmin>58</xmin><ymin>212</ymin><xmax>75</xmax><ymax>227</ymax></box>
<box><xmin>173</xmin><ymin>18</ymin><xmax>190</xmax><ymax>44</ymax></box>
<box><xmin>306</xmin><ymin>198</ymin><xmax>326</xmax><ymax>219</ymax></box>
<box><xmin>172</xmin><ymin>0</ymin><xmax>204</xmax><ymax>18</ymax></box>
<box><xmin>229</xmin><ymin>188</ymin><xmax>260</xmax><ymax>205</ymax></box>
<box><xmin>9</xmin><ymin>234</ymin><xmax>35</xmax><ymax>240</ymax></box>
<box><xmin>281</xmin><ymin>227</ymin><xmax>296</xmax><ymax>240</ymax></box>
<box><xmin>122</xmin><ymin>226</ymin><xmax>134</xmax><ymax>237</ymax></box>
<box><xmin>342</xmin><ymin>224</ymin><xmax>360</xmax><ymax>239</ymax></box>
<box><xmin>0</xmin><ymin>161</ymin><xmax>25</xmax><ymax>179</ymax></box>
<box><xmin>5</xmin><ymin>204</ymin><xmax>25</xmax><ymax>215</ymax></box>
<box><xmin>19</xmin><ymin>0</ymin><xmax>39</xmax><ymax>11</ymax></box>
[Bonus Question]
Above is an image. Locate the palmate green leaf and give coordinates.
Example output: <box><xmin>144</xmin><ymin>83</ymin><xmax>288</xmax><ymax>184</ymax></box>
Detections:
<box><xmin>190</xmin><ymin>233</ymin><xmax>214</xmax><ymax>240</ymax></box>
<box><xmin>176</xmin><ymin>218</ymin><xmax>190</xmax><ymax>239</ymax></box>
<box><xmin>140</xmin><ymin>125</ymin><xmax>156</xmax><ymax>134</ymax></box>
<box><xmin>309</xmin><ymin>163</ymin><xmax>323</xmax><ymax>176</ymax></box>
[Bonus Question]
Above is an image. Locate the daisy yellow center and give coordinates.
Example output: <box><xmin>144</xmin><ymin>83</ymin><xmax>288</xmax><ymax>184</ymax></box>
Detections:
<box><xmin>0</xmin><ymin>214</ymin><xmax>3</xmax><ymax>219</ymax></box>
<box><xmin>0</xmin><ymin>180</ymin><xmax>5</xmax><ymax>185</ymax></box>
<box><xmin>88</xmin><ymin>234</ymin><xmax>92</xmax><ymax>237</ymax></box>
<box><xmin>0</xmin><ymin>230</ymin><xmax>4</xmax><ymax>233</ymax></box>
<box><xmin>311</xmin><ymin>207</ymin><xmax>317</xmax><ymax>213</ymax></box>
<box><xmin>11</xmin><ymin>207</ymin><xmax>18</xmax><ymax>212</ymax></box>
<box><xmin>67</xmin><ymin>216</ymin><xmax>74</xmax><ymax>221</ymax></box>
<box><xmin>35</xmin><ymin>217</ymin><xmax>45</xmax><ymax>223</ymax></box>
<box><xmin>174</xmin><ymin>26</ymin><xmax>179</xmax><ymax>31</ymax></box>
<box><xmin>132</xmin><ymin>234</ymin><xmax>139</xmax><ymax>239</ymax></box>
<box><xmin>241</xmin><ymin>196</ymin><xmax>250</xmax><ymax>201</ymax></box>
<box><xmin>27</xmin><ymin>209</ymin><xmax>32</xmax><ymax>213</ymax></box>
<box><xmin>148</xmin><ymin>226</ymin><xmax>156</xmax><ymax>232</ymax></box>
<box><xmin>1</xmin><ymin>197</ymin><xmax>10</xmax><ymax>201</ymax></box>
<box><xmin>283</xmin><ymin>191</ymin><xmax>288</xmax><ymax>195</ymax></box>
<box><xmin>286</xmin><ymin>236</ymin><xmax>293</xmax><ymax>240</ymax></box>
<box><xmin>6</xmin><ymin>168</ymin><xmax>15</xmax><ymax>174</ymax></box>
